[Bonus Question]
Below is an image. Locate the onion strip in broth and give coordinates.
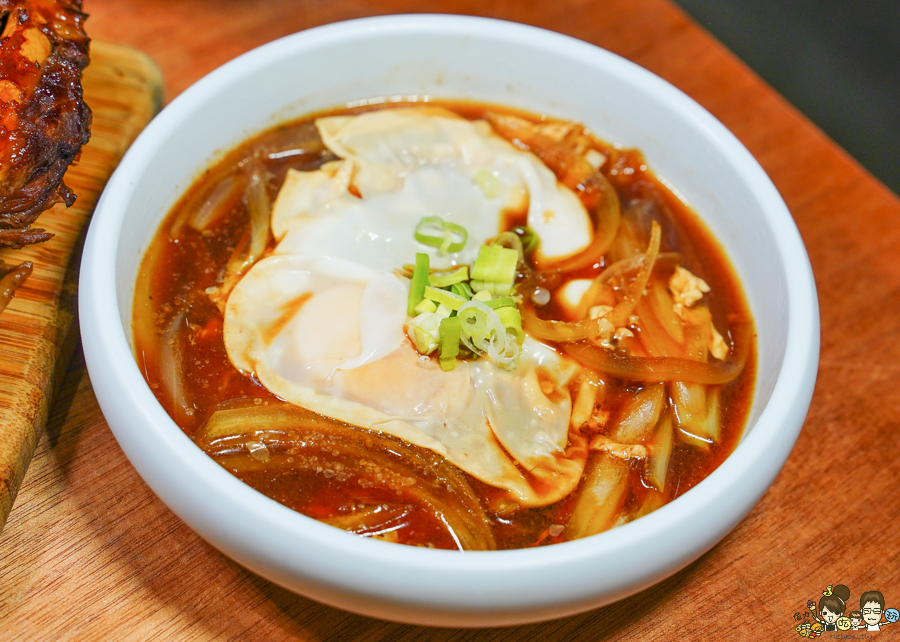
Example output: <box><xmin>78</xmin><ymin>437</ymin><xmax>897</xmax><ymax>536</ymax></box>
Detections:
<box><xmin>521</xmin><ymin>222</ymin><xmax>661</xmax><ymax>342</ymax></box>
<box><xmin>561</xmin><ymin>317</ymin><xmax>749</xmax><ymax>384</ymax></box>
<box><xmin>197</xmin><ymin>401</ymin><xmax>497</xmax><ymax>551</ymax></box>
<box><xmin>157</xmin><ymin>311</ymin><xmax>194</xmax><ymax>425</ymax></box>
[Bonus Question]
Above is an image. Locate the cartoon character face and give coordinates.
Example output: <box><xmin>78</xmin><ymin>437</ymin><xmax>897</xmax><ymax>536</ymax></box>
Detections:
<box><xmin>850</xmin><ymin>617</ymin><xmax>862</xmax><ymax>627</ymax></box>
<box><xmin>886</xmin><ymin>608</ymin><xmax>900</xmax><ymax>623</ymax></box>
<box><xmin>863</xmin><ymin>601</ymin><xmax>883</xmax><ymax>626</ymax></box>
<box><xmin>837</xmin><ymin>617</ymin><xmax>851</xmax><ymax>631</ymax></box>
<box><xmin>821</xmin><ymin>606</ymin><xmax>840</xmax><ymax>623</ymax></box>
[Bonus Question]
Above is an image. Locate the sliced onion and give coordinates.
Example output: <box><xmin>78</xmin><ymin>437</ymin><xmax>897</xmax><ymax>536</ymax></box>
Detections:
<box><xmin>198</xmin><ymin>401</ymin><xmax>496</xmax><ymax>551</ymax></box>
<box><xmin>320</xmin><ymin>504</ymin><xmax>412</xmax><ymax>537</ymax></box>
<box><xmin>635</xmin><ymin>281</ymin><xmax>686</xmax><ymax>357</ymax></box>
<box><xmin>631</xmin><ymin>489</ymin><xmax>666</xmax><ymax>520</ymax></box>
<box><xmin>570</xmin><ymin>372</ymin><xmax>606</xmax><ymax>430</ymax></box>
<box><xmin>521</xmin><ymin>296</ymin><xmax>608</xmax><ymax>342</ymax></box>
<box><xmin>561</xmin><ymin>316</ymin><xmax>750</xmax><ymax>384</ymax></box>
<box><xmin>158</xmin><ymin>311</ymin><xmax>194</xmax><ymax>425</ymax></box>
<box><xmin>239</xmin><ymin>166</ymin><xmax>271</xmax><ymax>272</ymax></box>
<box><xmin>209</xmin><ymin>166</ymin><xmax>274</xmax><ymax>312</ymax></box>
<box><xmin>188</xmin><ymin>176</ymin><xmax>237</xmax><ymax>232</ymax></box>
<box><xmin>644</xmin><ymin>411</ymin><xmax>674</xmax><ymax>491</ymax></box>
<box><xmin>670</xmin><ymin>381</ymin><xmax>721</xmax><ymax>443</ymax></box>
<box><xmin>566</xmin><ymin>453</ymin><xmax>630</xmax><ymax>540</ymax></box>
<box><xmin>549</xmin><ymin>172</ymin><xmax>621</xmax><ymax>273</ymax></box>
<box><xmin>256</xmin><ymin>120</ymin><xmax>327</xmax><ymax>160</ymax></box>
<box><xmin>574</xmin><ymin>254</ymin><xmax>644</xmax><ymax>320</ymax></box>
<box><xmin>520</xmin><ymin>222</ymin><xmax>661</xmax><ymax>342</ymax></box>
<box><xmin>606</xmin><ymin>220</ymin><xmax>660</xmax><ymax>328</ymax></box>
<box><xmin>610</xmin><ymin>383</ymin><xmax>665</xmax><ymax>443</ymax></box>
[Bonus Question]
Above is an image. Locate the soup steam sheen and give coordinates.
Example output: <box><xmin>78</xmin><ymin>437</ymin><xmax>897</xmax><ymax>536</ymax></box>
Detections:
<box><xmin>133</xmin><ymin>101</ymin><xmax>756</xmax><ymax>551</ymax></box>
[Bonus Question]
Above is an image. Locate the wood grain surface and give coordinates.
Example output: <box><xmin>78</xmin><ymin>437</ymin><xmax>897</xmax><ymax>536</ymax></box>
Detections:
<box><xmin>0</xmin><ymin>41</ymin><xmax>162</xmax><ymax>534</ymax></box>
<box><xmin>2</xmin><ymin>1</ymin><xmax>900</xmax><ymax>640</ymax></box>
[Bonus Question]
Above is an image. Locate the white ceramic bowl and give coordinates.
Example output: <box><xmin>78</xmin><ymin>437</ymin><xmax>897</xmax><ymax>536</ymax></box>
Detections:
<box><xmin>79</xmin><ymin>15</ymin><xmax>818</xmax><ymax>626</ymax></box>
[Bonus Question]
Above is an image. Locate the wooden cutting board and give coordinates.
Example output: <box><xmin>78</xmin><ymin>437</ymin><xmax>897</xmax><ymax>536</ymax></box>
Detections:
<box><xmin>0</xmin><ymin>41</ymin><xmax>162</xmax><ymax>533</ymax></box>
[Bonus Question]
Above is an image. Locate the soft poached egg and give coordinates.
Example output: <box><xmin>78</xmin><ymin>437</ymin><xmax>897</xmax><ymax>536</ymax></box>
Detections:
<box><xmin>223</xmin><ymin>107</ymin><xmax>594</xmax><ymax>506</ymax></box>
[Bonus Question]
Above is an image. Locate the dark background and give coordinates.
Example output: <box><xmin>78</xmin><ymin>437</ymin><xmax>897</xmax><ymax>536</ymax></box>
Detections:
<box><xmin>672</xmin><ymin>0</ymin><xmax>899</xmax><ymax>196</ymax></box>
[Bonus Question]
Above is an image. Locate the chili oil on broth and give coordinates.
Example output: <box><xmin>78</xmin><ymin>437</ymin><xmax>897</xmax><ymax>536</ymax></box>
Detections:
<box><xmin>132</xmin><ymin>100</ymin><xmax>756</xmax><ymax>551</ymax></box>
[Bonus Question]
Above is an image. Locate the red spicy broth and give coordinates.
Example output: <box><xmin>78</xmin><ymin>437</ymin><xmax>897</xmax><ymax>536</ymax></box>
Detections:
<box><xmin>133</xmin><ymin>100</ymin><xmax>756</xmax><ymax>551</ymax></box>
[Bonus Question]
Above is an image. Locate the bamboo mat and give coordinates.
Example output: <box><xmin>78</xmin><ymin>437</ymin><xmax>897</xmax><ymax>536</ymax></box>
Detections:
<box><xmin>0</xmin><ymin>41</ymin><xmax>162</xmax><ymax>533</ymax></box>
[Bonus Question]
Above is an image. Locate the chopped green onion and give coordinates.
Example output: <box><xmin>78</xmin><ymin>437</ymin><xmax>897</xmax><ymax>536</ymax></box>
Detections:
<box><xmin>457</xmin><ymin>300</ymin><xmax>521</xmax><ymax>368</ymax></box>
<box><xmin>406</xmin><ymin>312</ymin><xmax>441</xmax><ymax>354</ymax></box>
<box><xmin>458</xmin><ymin>305</ymin><xmax>489</xmax><ymax>339</ymax></box>
<box><xmin>435</xmin><ymin>303</ymin><xmax>454</xmax><ymax>319</ymax></box>
<box><xmin>513</xmin><ymin>226</ymin><xmax>539</xmax><ymax>253</ymax></box>
<box><xmin>429</xmin><ymin>266</ymin><xmax>469</xmax><ymax>288</ymax></box>
<box><xmin>405</xmin><ymin>222</ymin><xmax>526</xmax><ymax>369</ymax></box>
<box><xmin>407</xmin><ymin>253</ymin><xmax>430</xmax><ymax>316</ymax></box>
<box><xmin>415</xmin><ymin>216</ymin><xmax>468</xmax><ymax>254</ymax></box>
<box><xmin>471</xmin><ymin>245</ymin><xmax>518</xmax><ymax>285</ymax></box>
<box><xmin>414</xmin><ymin>299</ymin><xmax>438</xmax><ymax>315</ymax></box>
<box><xmin>424</xmin><ymin>286</ymin><xmax>467</xmax><ymax>311</ymax></box>
<box><xmin>485</xmin><ymin>297</ymin><xmax>516</xmax><ymax>309</ymax></box>
<box><xmin>439</xmin><ymin>317</ymin><xmax>462</xmax><ymax>371</ymax></box>
<box><xmin>489</xmin><ymin>231</ymin><xmax>524</xmax><ymax>265</ymax></box>
<box><xmin>451</xmin><ymin>281</ymin><xmax>475</xmax><ymax>300</ymax></box>
<box><xmin>497</xmin><ymin>306</ymin><xmax>524</xmax><ymax>344</ymax></box>
<box><xmin>471</xmin><ymin>279</ymin><xmax>512</xmax><ymax>297</ymax></box>
<box><xmin>474</xmin><ymin>169</ymin><xmax>502</xmax><ymax>198</ymax></box>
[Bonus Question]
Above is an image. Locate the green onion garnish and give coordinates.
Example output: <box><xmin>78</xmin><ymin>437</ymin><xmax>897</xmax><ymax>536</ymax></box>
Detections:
<box><xmin>429</xmin><ymin>266</ymin><xmax>469</xmax><ymax>288</ymax></box>
<box><xmin>471</xmin><ymin>279</ymin><xmax>512</xmax><ymax>297</ymax></box>
<box><xmin>471</xmin><ymin>245</ymin><xmax>518</xmax><ymax>285</ymax></box>
<box><xmin>439</xmin><ymin>317</ymin><xmax>462</xmax><ymax>371</ymax></box>
<box><xmin>415</xmin><ymin>216</ymin><xmax>468</xmax><ymax>254</ymax></box>
<box><xmin>404</xmin><ymin>220</ymin><xmax>531</xmax><ymax>370</ymax></box>
<box><xmin>496</xmin><ymin>306</ymin><xmax>525</xmax><ymax>344</ymax></box>
<box><xmin>514</xmin><ymin>226</ymin><xmax>540</xmax><ymax>254</ymax></box>
<box><xmin>458</xmin><ymin>305</ymin><xmax>489</xmax><ymax>338</ymax></box>
<box><xmin>485</xmin><ymin>297</ymin><xmax>516</xmax><ymax>309</ymax></box>
<box><xmin>407</xmin><ymin>312</ymin><xmax>441</xmax><ymax>354</ymax></box>
<box><xmin>407</xmin><ymin>252</ymin><xmax>430</xmax><ymax>316</ymax></box>
<box><xmin>457</xmin><ymin>300</ymin><xmax>521</xmax><ymax>368</ymax></box>
<box><xmin>435</xmin><ymin>302</ymin><xmax>454</xmax><ymax>319</ymax></box>
<box><xmin>424</xmin><ymin>286</ymin><xmax>467</xmax><ymax>311</ymax></box>
<box><xmin>451</xmin><ymin>281</ymin><xmax>475</xmax><ymax>300</ymax></box>
<box><xmin>414</xmin><ymin>299</ymin><xmax>438</xmax><ymax>315</ymax></box>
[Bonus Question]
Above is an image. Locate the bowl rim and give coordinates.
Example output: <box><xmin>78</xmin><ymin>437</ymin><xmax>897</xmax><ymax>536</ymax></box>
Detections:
<box><xmin>79</xmin><ymin>13</ymin><xmax>819</xmax><ymax>622</ymax></box>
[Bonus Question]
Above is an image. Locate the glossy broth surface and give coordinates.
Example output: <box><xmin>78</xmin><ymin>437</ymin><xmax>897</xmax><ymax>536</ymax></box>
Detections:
<box><xmin>133</xmin><ymin>101</ymin><xmax>756</xmax><ymax>550</ymax></box>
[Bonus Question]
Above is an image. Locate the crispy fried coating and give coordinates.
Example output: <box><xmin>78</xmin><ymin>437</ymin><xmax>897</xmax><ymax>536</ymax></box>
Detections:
<box><xmin>0</xmin><ymin>0</ymin><xmax>91</xmax><ymax>248</ymax></box>
<box><xmin>0</xmin><ymin>257</ymin><xmax>31</xmax><ymax>313</ymax></box>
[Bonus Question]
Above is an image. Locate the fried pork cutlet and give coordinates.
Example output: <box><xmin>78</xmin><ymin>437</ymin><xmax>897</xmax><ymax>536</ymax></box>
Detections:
<box><xmin>0</xmin><ymin>0</ymin><xmax>91</xmax><ymax>250</ymax></box>
<box><xmin>0</xmin><ymin>257</ymin><xmax>30</xmax><ymax>313</ymax></box>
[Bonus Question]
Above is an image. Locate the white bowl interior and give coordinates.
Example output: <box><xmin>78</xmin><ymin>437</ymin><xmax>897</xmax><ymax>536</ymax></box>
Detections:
<box><xmin>83</xmin><ymin>15</ymin><xmax>818</xmax><ymax>626</ymax></box>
